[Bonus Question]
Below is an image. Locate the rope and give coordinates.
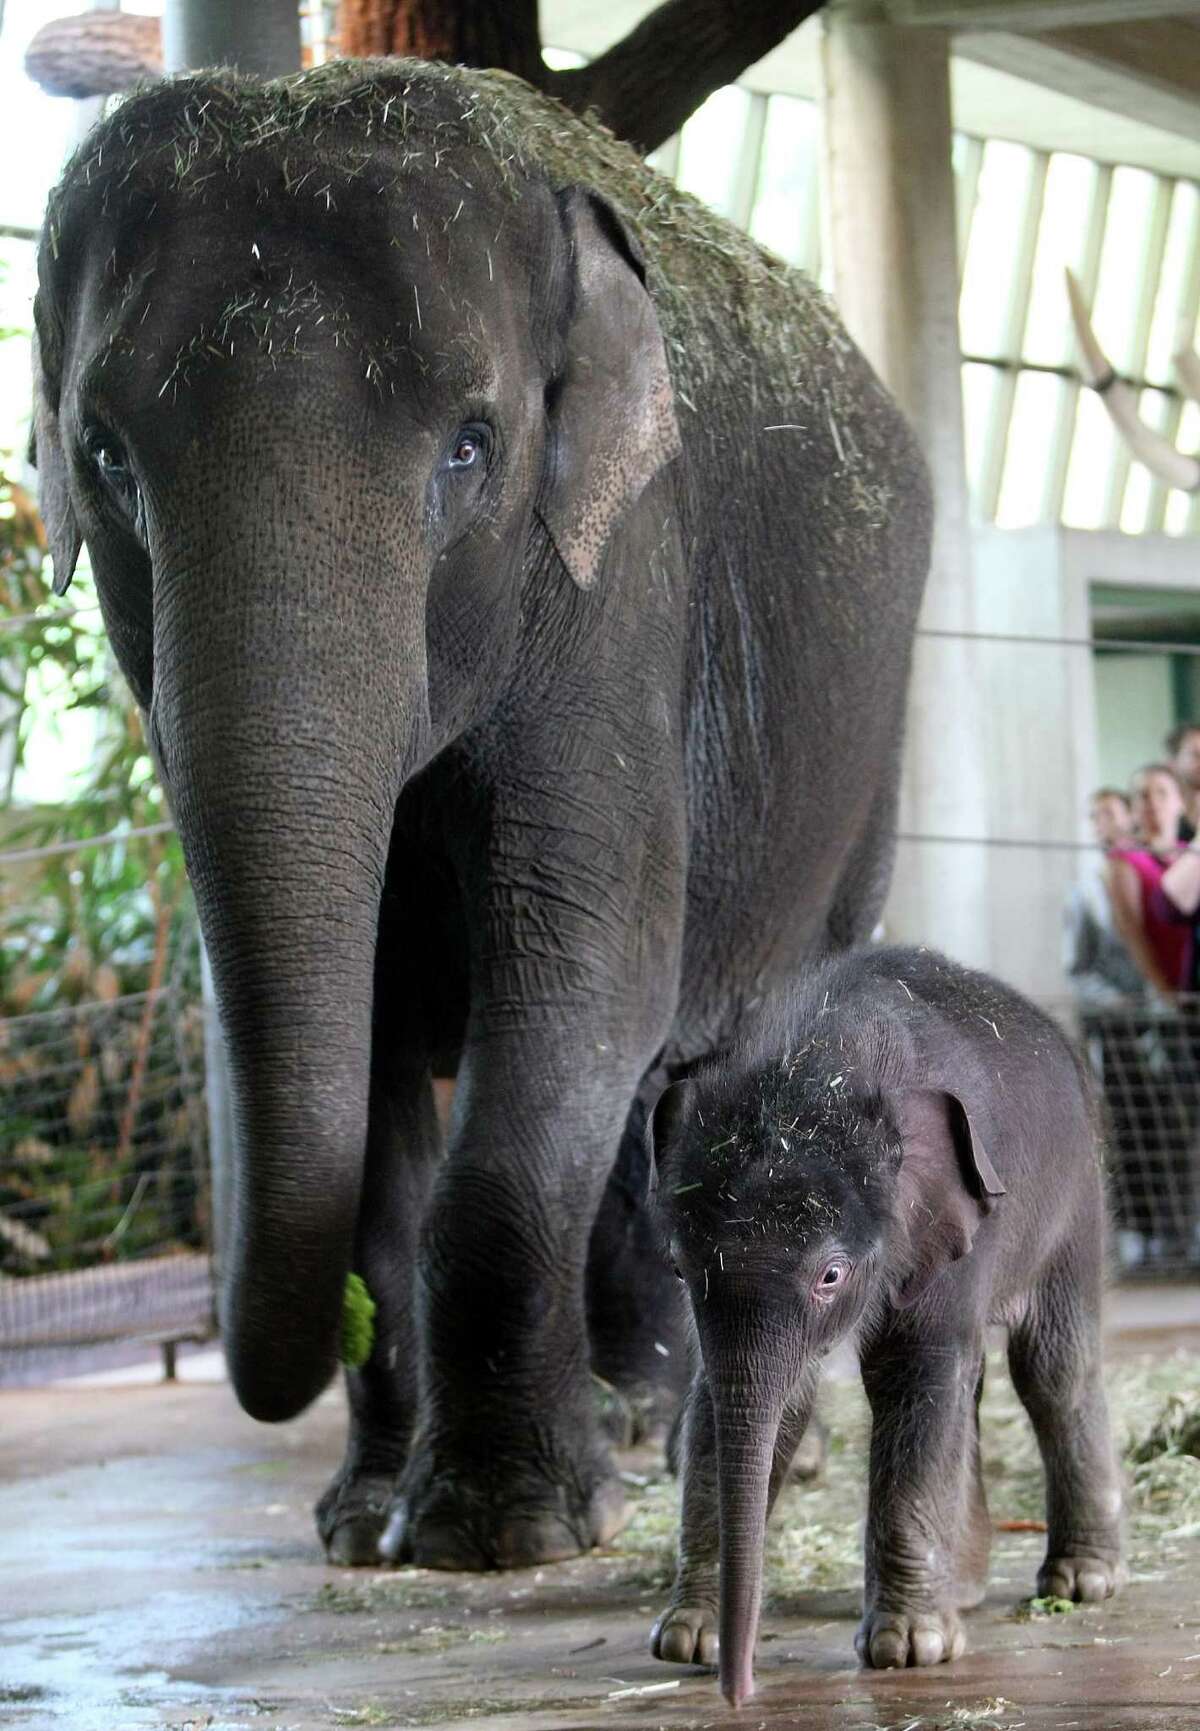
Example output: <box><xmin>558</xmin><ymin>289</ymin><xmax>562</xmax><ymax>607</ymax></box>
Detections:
<box><xmin>0</xmin><ymin>822</ymin><xmax>175</xmax><ymax>864</ymax></box>
<box><xmin>917</xmin><ymin>627</ymin><xmax>1200</xmax><ymax>656</ymax></box>
<box><xmin>0</xmin><ymin>604</ymin><xmax>102</xmax><ymax>632</ymax></box>
<box><xmin>7</xmin><ymin>607</ymin><xmax>1199</xmax><ymax>662</ymax></box>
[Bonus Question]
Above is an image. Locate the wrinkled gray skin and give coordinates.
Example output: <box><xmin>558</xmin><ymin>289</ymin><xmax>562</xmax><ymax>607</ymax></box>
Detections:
<box><xmin>31</xmin><ymin>62</ymin><xmax>930</xmax><ymax>1572</ymax></box>
<box><xmin>650</xmin><ymin>946</ymin><xmax>1124</xmax><ymax>1705</ymax></box>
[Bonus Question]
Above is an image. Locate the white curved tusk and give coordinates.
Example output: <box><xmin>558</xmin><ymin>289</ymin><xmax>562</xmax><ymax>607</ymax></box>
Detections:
<box><xmin>1173</xmin><ymin>345</ymin><xmax>1200</xmax><ymax>404</ymax></box>
<box><xmin>1065</xmin><ymin>269</ymin><xmax>1200</xmax><ymax>492</ymax></box>
<box><xmin>1065</xmin><ymin>267</ymin><xmax>1113</xmax><ymax>388</ymax></box>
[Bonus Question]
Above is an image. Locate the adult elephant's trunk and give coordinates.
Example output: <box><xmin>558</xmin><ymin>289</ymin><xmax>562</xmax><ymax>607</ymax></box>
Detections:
<box><xmin>150</xmin><ymin>509</ymin><xmax>424</xmax><ymax>1423</ymax></box>
<box><xmin>713</xmin><ymin>1381</ymin><xmax>786</xmax><ymax>1707</ymax></box>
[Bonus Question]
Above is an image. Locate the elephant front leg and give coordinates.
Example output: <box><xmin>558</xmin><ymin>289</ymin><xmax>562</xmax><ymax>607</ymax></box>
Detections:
<box><xmin>857</xmin><ymin>1330</ymin><xmax>986</xmax><ymax>1669</ymax></box>
<box><xmin>382</xmin><ymin>1051</ymin><xmax>647</xmax><ymax>1569</ymax></box>
<box><xmin>316</xmin><ymin>1058</ymin><xmax>442</xmax><ymax>1565</ymax></box>
<box><xmin>652</xmin><ymin>1367</ymin><xmax>817</xmax><ymax>1667</ymax></box>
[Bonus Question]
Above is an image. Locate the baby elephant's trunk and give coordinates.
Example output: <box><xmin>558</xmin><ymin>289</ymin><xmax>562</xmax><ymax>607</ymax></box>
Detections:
<box><xmin>713</xmin><ymin>1387</ymin><xmax>784</xmax><ymax>1706</ymax></box>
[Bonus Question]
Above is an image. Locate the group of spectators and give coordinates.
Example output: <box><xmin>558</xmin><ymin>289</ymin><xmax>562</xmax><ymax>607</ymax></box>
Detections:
<box><xmin>1070</xmin><ymin>723</ymin><xmax>1200</xmax><ymax>1007</ymax></box>
<box><xmin>1068</xmin><ymin>725</ymin><xmax>1200</xmax><ymax>1267</ymax></box>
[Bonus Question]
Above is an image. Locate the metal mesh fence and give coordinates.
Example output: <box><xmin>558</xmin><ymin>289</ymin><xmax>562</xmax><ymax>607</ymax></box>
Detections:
<box><xmin>0</xmin><ymin>956</ymin><xmax>214</xmax><ymax>1375</ymax></box>
<box><xmin>1082</xmin><ymin>999</ymin><xmax>1200</xmax><ymax>1277</ymax></box>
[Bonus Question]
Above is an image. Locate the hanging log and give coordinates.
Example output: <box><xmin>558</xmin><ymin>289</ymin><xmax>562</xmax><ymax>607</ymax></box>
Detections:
<box><xmin>25</xmin><ymin>12</ymin><xmax>162</xmax><ymax>99</ymax></box>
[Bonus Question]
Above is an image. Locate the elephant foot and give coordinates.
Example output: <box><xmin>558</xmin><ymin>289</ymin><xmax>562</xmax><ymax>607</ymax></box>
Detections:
<box><xmin>856</xmin><ymin>1606</ymin><xmax>966</xmax><ymax>1669</ymax></box>
<box><xmin>650</xmin><ymin>1599</ymin><xmax>719</xmax><ymax>1667</ymax></box>
<box><xmin>379</xmin><ymin>1438</ymin><xmax>628</xmax><ymax>1570</ymax></box>
<box><xmin>786</xmin><ymin>1414</ymin><xmax>828</xmax><ymax>1484</ymax></box>
<box><xmin>1037</xmin><ymin>1552</ymin><xmax>1125</xmax><ymax>1603</ymax></box>
<box><xmin>593</xmin><ymin>1374</ymin><xmax>681</xmax><ymax>1451</ymax></box>
<box><xmin>315</xmin><ymin>1468</ymin><xmax>400</xmax><ymax>1567</ymax></box>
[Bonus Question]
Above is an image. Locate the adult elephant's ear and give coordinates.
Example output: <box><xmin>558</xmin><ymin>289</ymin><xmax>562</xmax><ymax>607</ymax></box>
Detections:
<box><xmin>541</xmin><ymin>187</ymin><xmax>682</xmax><ymax>591</ymax></box>
<box><xmin>31</xmin><ymin>301</ymin><xmax>82</xmax><ymax>596</ymax></box>
<box><xmin>892</xmin><ymin>1089</ymin><xmax>1005</xmax><ymax>1309</ymax></box>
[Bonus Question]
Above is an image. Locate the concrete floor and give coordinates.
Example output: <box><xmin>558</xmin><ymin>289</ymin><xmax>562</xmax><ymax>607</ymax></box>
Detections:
<box><xmin>1</xmin><ymin>1290</ymin><xmax>1199</xmax><ymax>1731</ymax></box>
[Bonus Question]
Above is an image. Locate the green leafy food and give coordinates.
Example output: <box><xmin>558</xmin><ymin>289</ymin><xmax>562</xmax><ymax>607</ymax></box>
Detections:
<box><xmin>341</xmin><ymin>1271</ymin><xmax>377</xmax><ymax>1368</ymax></box>
<box><xmin>1013</xmin><ymin>1594</ymin><xmax>1076</xmax><ymax>1620</ymax></box>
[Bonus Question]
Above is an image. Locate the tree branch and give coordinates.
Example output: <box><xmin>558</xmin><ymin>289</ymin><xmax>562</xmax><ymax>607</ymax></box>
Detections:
<box><xmin>547</xmin><ymin>0</ymin><xmax>827</xmax><ymax>154</ymax></box>
<box><xmin>339</xmin><ymin>0</ymin><xmax>543</xmax><ymax>82</ymax></box>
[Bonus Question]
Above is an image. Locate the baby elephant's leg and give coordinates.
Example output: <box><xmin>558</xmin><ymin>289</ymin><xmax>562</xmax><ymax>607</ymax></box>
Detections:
<box><xmin>957</xmin><ymin>1357</ymin><xmax>992</xmax><ymax>1610</ymax></box>
<box><xmin>858</xmin><ymin>1328</ymin><xmax>986</xmax><ymax>1669</ymax></box>
<box><xmin>1007</xmin><ymin>1245</ymin><xmax>1124</xmax><ymax>1603</ymax></box>
<box><xmin>650</xmin><ymin>1367</ymin><xmax>816</xmax><ymax>1667</ymax></box>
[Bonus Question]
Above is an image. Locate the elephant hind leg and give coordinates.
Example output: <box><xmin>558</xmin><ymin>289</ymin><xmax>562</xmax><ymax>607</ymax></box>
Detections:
<box><xmin>823</xmin><ymin>772</ymin><xmax>900</xmax><ymax>951</ymax></box>
<box><xmin>1006</xmin><ymin>1210</ymin><xmax>1125</xmax><ymax>1603</ymax></box>
<box><xmin>586</xmin><ymin>1092</ymin><xmax>688</xmax><ymax>1447</ymax></box>
<box><xmin>956</xmin><ymin>1357</ymin><xmax>991</xmax><ymax>1609</ymax></box>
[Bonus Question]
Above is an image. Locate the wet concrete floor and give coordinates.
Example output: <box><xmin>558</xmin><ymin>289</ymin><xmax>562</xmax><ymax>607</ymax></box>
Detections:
<box><xmin>1</xmin><ymin>1291</ymin><xmax>1198</xmax><ymax>1731</ymax></box>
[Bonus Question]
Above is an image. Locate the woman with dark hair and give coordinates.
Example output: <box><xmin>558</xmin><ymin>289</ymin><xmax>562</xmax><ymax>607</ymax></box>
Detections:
<box><xmin>1121</xmin><ymin>764</ymin><xmax>1200</xmax><ymax>1268</ymax></box>
<box><xmin>1106</xmin><ymin>763</ymin><xmax>1192</xmax><ymax>998</ymax></box>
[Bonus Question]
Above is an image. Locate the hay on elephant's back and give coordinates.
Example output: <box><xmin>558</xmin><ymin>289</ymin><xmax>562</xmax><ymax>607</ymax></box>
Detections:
<box><xmin>47</xmin><ymin>58</ymin><xmax>883</xmax><ymax>512</ymax></box>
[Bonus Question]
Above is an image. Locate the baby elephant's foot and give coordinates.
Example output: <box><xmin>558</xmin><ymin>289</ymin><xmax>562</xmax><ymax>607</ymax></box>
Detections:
<box><xmin>856</xmin><ymin>1607</ymin><xmax>966</xmax><ymax>1669</ymax></box>
<box><xmin>650</xmin><ymin>1601</ymin><xmax>719</xmax><ymax>1667</ymax></box>
<box><xmin>1038</xmin><ymin>1553</ymin><xmax>1125</xmax><ymax>1603</ymax></box>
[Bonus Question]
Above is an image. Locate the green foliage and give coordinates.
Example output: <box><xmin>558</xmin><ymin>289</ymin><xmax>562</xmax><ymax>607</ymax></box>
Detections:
<box><xmin>340</xmin><ymin>1272</ymin><xmax>377</xmax><ymax>1368</ymax></box>
<box><xmin>1</xmin><ymin>432</ymin><xmax>204</xmax><ymax>1276</ymax></box>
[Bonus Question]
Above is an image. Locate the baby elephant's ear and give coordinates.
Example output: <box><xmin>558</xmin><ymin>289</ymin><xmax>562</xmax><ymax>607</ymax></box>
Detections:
<box><xmin>541</xmin><ymin>187</ymin><xmax>682</xmax><ymax>591</ymax></box>
<box><xmin>31</xmin><ymin>309</ymin><xmax>82</xmax><ymax>596</ymax></box>
<box><xmin>892</xmin><ymin>1089</ymin><xmax>1005</xmax><ymax>1309</ymax></box>
<box><xmin>644</xmin><ymin>1077</ymin><xmax>696</xmax><ymax>1199</ymax></box>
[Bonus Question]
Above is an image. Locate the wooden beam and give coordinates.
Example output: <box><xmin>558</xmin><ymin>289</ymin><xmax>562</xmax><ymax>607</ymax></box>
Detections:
<box><xmin>891</xmin><ymin>1</ymin><xmax>1187</xmax><ymax>26</ymax></box>
<box><xmin>955</xmin><ymin>20</ymin><xmax>1200</xmax><ymax>146</ymax></box>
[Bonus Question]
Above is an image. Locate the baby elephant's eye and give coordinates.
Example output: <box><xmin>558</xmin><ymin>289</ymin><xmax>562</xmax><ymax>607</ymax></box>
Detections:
<box><xmin>811</xmin><ymin>1256</ymin><xmax>852</xmax><ymax>1304</ymax></box>
<box><xmin>448</xmin><ymin>424</ymin><xmax>490</xmax><ymax>471</ymax></box>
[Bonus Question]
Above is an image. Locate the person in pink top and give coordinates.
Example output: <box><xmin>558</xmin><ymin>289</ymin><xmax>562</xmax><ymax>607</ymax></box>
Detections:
<box><xmin>1105</xmin><ymin>764</ymin><xmax>1192</xmax><ymax>998</ymax></box>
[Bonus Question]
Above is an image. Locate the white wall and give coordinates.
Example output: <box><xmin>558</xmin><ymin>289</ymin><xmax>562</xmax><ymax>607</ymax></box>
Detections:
<box><xmin>1093</xmin><ymin>654</ymin><xmax>1175</xmax><ymax>788</ymax></box>
<box><xmin>887</xmin><ymin>527</ymin><xmax>1200</xmax><ymax>1002</ymax></box>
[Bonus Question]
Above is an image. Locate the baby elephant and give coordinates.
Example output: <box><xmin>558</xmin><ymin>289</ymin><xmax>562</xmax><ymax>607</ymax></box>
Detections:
<box><xmin>648</xmin><ymin>945</ymin><xmax>1124</xmax><ymax>1706</ymax></box>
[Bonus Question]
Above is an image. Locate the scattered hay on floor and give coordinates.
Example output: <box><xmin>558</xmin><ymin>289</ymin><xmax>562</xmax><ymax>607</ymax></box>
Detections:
<box><xmin>604</xmin><ymin>1348</ymin><xmax>1200</xmax><ymax>1601</ymax></box>
<box><xmin>1127</xmin><ymin>1383</ymin><xmax>1200</xmax><ymax>1466</ymax></box>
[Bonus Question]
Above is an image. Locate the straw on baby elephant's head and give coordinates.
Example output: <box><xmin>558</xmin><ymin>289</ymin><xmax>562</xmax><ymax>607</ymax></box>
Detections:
<box><xmin>652</xmin><ymin>1014</ymin><xmax>904</xmax><ymax>1705</ymax></box>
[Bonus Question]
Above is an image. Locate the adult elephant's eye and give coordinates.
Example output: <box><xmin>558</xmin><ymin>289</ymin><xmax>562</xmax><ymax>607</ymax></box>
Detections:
<box><xmin>84</xmin><ymin>428</ymin><xmax>144</xmax><ymax>531</ymax></box>
<box><xmin>86</xmin><ymin>427</ymin><xmax>126</xmax><ymax>478</ymax></box>
<box><xmin>87</xmin><ymin>429</ymin><xmax>133</xmax><ymax>491</ymax></box>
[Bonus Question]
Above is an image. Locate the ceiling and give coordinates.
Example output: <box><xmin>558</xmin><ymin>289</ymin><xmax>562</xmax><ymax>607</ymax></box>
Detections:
<box><xmin>543</xmin><ymin>6</ymin><xmax>1200</xmax><ymax>180</ymax></box>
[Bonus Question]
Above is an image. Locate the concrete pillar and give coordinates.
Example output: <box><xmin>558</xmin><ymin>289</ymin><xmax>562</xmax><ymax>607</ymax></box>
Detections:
<box><xmin>160</xmin><ymin>1</ymin><xmax>300</xmax><ymax>1294</ymax></box>
<box><xmin>820</xmin><ymin>4</ymin><xmax>992</xmax><ymax>969</ymax></box>
<box><xmin>162</xmin><ymin>0</ymin><xmax>301</xmax><ymax>77</ymax></box>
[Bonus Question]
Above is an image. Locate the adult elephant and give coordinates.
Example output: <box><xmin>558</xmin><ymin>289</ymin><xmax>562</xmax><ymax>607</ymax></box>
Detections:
<box><xmin>32</xmin><ymin>61</ymin><xmax>931</xmax><ymax>1570</ymax></box>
